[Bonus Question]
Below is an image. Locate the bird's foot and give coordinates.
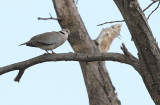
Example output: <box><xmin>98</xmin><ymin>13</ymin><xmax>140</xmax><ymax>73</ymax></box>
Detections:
<box><xmin>44</xmin><ymin>50</ymin><xmax>51</xmax><ymax>54</ymax></box>
<box><xmin>43</xmin><ymin>53</ymin><xmax>50</xmax><ymax>55</ymax></box>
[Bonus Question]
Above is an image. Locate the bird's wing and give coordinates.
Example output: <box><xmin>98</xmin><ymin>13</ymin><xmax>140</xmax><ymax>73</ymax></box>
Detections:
<box><xmin>30</xmin><ymin>31</ymin><xmax>60</xmax><ymax>46</ymax></box>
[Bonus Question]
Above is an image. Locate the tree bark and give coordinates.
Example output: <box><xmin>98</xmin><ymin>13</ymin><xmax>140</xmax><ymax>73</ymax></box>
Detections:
<box><xmin>0</xmin><ymin>52</ymin><xmax>139</xmax><ymax>76</ymax></box>
<box><xmin>114</xmin><ymin>0</ymin><xmax>160</xmax><ymax>104</ymax></box>
<box><xmin>52</xmin><ymin>0</ymin><xmax>121</xmax><ymax>105</ymax></box>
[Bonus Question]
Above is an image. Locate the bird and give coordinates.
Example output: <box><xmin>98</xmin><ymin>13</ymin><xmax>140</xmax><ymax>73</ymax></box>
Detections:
<box><xmin>19</xmin><ymin>29</ymin><xmax>70</xmax><ymax>54</ymax></box>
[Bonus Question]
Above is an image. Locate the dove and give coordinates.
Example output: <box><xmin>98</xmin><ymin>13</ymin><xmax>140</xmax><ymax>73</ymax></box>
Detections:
<box><xmin>19</xmin><ymin>29</ymin><xmax>70</xmax><ymax>54</ymax></box>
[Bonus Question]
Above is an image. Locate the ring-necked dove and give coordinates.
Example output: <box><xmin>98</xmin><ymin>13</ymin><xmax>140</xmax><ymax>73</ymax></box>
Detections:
<box><xmin>19</xmin><ymin>29</ymin><xmax>70</xmax><ymax>54</ymax></box>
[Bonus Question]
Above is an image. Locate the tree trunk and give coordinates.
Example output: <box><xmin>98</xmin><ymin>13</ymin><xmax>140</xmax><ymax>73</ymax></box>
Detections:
<box><xmin>52</xmin><ymin>0</ymin><xmax>121</xmax><ymax>105</ymax></box>
<box><xmin>114</xmin><ymin>0</ymin><xmax>160</xmax><ymax>104</ymax></box>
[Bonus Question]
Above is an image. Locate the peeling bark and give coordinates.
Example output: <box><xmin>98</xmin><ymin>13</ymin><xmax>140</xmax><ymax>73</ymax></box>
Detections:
<box><xmin>95</xmin><ymin>24</ymin><xmax>122</xmax><ymax>53</ymax></box>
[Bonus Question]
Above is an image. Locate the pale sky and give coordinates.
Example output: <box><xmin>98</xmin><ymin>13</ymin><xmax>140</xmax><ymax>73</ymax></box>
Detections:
<box><xmin>0</xmin><ymin>0</ymin><xmax>159</xmax><ymax>105</ymax></box>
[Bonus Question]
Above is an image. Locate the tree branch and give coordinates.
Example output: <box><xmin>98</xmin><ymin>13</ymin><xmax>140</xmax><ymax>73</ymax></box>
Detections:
<box><xmin>114</xmin><ymin>0</ymin><xmax>160</xmax><ymax>104</ymax></box>
<box><xmin>52</xmin><ymin>0</ymin><xmax>122</xmax><ymax>104</ymax></box>
<box><xmin>121</xmin><ymin>43</ymin><xmax>135</xmax><ymax>58</ymax></box>
<box><xmin>0</xmin><ymin>52</ymin><xmax>139</xmax><ymax>82</ymax></box>
<box><xmin>97</xmin><ymin>1</ymin><xmax>158</xmax><ymax>26</ymax></box>
<box><xmin>143</xmin><ymin>1</ymin><xmax>158</xmax><ymax>12</ymax></box>
<box><xmin>95</xmin><ymin>24</ymin><xmax>122</xmax><ymax>52</ymax></box>
<box><xmin>147</xmin><ymin>1</ymin><xmax>160</xmax><ymax>19</ymax></box>
<box><xmin>97</xmin><ymin>20</ymin><xmax>124</xmax><ymax>26</ymax></box>
<box><xmin>120</xmin><ymin>43</ymin><xmax>140</xmax><ymax>71</ymax></box>
<box><xmin>38</xmin><ymin>13</ymin><xmax>61</xmax><ymax>20</ymax></box>
<box><xmin>14</xmin><ymin>69</ymin><xmax>25</xmax><ymax>82</ymax></box>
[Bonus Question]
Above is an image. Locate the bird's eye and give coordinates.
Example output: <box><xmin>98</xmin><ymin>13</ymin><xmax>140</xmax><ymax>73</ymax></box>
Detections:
<box><xmin>66</xmin><ymin>30</ymin><xmax>69</xmax><ymax>33</ymax></box>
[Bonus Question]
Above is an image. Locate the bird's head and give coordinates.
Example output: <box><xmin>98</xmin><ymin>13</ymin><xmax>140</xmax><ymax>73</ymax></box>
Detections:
<box><xmin>60</xmin><ymin>29</ymin><xmax>70</xmax><ymax>36</ymax></box>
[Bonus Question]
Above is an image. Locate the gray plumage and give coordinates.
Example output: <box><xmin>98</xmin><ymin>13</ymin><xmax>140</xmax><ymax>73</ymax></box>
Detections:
<box><xmin>19</xmin><ymin>29</ymin><xmax>70</xmax><ymax>53</ymax></box>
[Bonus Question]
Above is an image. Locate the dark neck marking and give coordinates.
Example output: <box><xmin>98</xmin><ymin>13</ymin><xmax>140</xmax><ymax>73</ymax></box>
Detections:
<box><xmin>59</xmin><ymin>31</ymin><xmax>65</xmax><ymax>35</ymax></box>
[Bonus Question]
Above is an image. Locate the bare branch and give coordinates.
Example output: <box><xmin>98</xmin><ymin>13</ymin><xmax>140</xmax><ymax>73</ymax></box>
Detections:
<box><xmin>14</xmin><ymin>69</ymin><xmax>25</xmax><ymax>82</ymax></box>
<box><xmin>95</xmin><ymin>24</ymin><xmax>122</xmax><ymax>52</ymax></box>
<box><xmin>97</xmin><ymin>1</ymin><xmax>158</xmax><ymax>26</ymax></box>
<box><xmin>147</xmin><ymin>1</ymin><xmax>160</xmax><ymax>19</ymax></box>
<box><xmin>120</xmin><ymin>43</ymin><xmax>140</xmax><ymax>71</ymax></box>
<box><xmin>151</xmin><ymin>0</ymin><xmax>160</xmax><ymax>2</ymax></box>
<box><xmin>143</xmin><ymin>1</ymin><xmax>158</xmax><ymax>12</ymax></box>
<box><xmin>121</xmin><ymin>43</ymin><xmax>135</xmax><ymax>58</ymax></box>
<box><xmin>97</xmin><ymin>20</ymin><xmax>124</xmax><ymax>26</ymax></box>
<box><xmin>0</xmin><ymin>52</ymin><xmax>139</xmax><ymax>81</ymax></box>
<box><xmin>38</xmin><ymin>13</ymin><xmax>61</xmax><ymax>20</ymax></box>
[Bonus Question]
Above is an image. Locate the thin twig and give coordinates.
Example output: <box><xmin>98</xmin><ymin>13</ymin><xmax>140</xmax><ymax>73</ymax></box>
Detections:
<box><xmin>97</xmin><ymin>20</ymin><xmax>124</xmax><ymax>26</ymax></box>
<box><xmin>143</xmin><ymin>1</ymin><xmax>157</xmax><ymax>12</ymax></box>
<box><xmin>120</xmin><ymin>43</ymin><xmax>140</xmax><ymax>72</ymax></box>
<box><xmin>38</xmin><ymin>13</ymin><xmax>61</xmax><ymax>20</ymax></box>
<box><xmin>117</xmin><ymin>34</ymin><xmax>122</xmax><ymax>40</ymax></box>
<box><xmin>76</xmin><ymin>0</ymin><xmax>78</xmax><ymax>5</ymax></box>
<box><xmin>151</xmin><ymin>0</ymin><xmax>160</xmax><ymax>2</ymax></box>
<box><xmin>121</xmin><ymin>43</ymin><xmax>133</xmax><ymax>57</ymax></box>
<box><xmin>147</xmin><ymin>1</ymin><xmax>160</xmax><ymax>19</ymax></box>
<box><xmin>97</xmin><ymin>1</ymin><xmax>159</xmax><ymax>26</ymax></box>
<box><xmin>14</xmin><ymin>69</ymin><xmax>25</xmax><ymax>82</ymax></box>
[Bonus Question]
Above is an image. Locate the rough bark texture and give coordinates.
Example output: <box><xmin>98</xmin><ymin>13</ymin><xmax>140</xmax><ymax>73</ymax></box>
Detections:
<box><xmin>114</xmin><ymin>0</ymin><xmax>160</xmax><ymax>104</ymax></box>
<box><xmin>52</xmin><ymin>0</ymin><xmax>121</xmax><ymax>105</ymax></box>
<box><xmin>0</xmin><ymin>52</ymin><xmax>138</xmax><ymax>76</ymax></box>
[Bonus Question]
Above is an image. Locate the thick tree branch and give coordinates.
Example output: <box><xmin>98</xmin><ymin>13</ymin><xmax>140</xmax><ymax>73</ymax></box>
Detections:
<box><xmin>0</xmin><ymin>53</ymin><xmax>139</xmax><ymax>81</ymax></box>
<box><xmin>52</xmin><ymin>0</ymin><xmax>121</xmax><ymax>104</ymax></box>
<box><xmin>114</xmin><ymin>0</ymin><xmax>160</xmax><ymax>104</ymax></box>
<box><xmin>95</xmin><ymin>24</ymin><xmax>122</xmax><ymax>52</ymax></box>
